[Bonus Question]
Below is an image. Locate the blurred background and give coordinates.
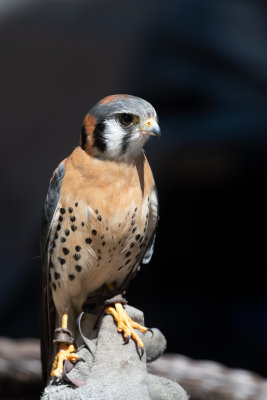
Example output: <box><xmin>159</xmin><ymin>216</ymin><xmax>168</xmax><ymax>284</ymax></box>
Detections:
<box><xmin>0</xmin><ymin>0</ymin><xmax>267</xmax><ymax>394</ymax></box>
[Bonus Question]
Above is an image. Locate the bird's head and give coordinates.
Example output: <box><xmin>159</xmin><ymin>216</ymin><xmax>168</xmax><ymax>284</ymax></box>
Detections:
<box><xmin>80</xmin><ymin>94</ymin><xmax>160</xmax><ymax>161</ymax></box>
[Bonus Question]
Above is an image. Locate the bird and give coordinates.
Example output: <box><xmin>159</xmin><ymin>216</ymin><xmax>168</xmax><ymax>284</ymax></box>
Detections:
<box><xmin>40</xmin><ymin>94</ymin><xmax>160</xmax><ymax>383</ymax></box>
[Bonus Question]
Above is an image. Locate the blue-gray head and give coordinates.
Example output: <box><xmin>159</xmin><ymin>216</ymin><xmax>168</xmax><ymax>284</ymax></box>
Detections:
<box><xmin>80</xmin><ymin>94</ymin><xmax>160</xmax><ymax>160</ymax></box>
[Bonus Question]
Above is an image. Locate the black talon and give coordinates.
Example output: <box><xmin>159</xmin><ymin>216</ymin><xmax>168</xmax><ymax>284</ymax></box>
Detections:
<box><xmin>138</xmin><ymin>344</ymin><xmax>145</xmax><ymax>359</ymax></box>
<box><xmin>123</xmin><ymin>335</ymin><xmax>130</xmax><ymax>344</ymax></box>
<box><xmin>146</xmin><ymin>328</ymin><xmax>154</xmax><ymax>337</ymax></box>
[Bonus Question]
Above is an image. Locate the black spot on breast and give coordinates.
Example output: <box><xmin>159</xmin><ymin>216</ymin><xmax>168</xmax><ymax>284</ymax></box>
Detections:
<box><xmin>125</xmin><ymin>251</ymin><xmax>131</xmax><ymax>258</ymax></box>
<box><xmin>140</xmin><ymin>236</ymin><xmax>143</xmax><ymax>243</ymax></box>
<box><xmin>100</xmin><ymin>234</ymin><xmax>104</xmax><ymax>239</ymax></box>
<box><xmin>75</xmin><ymin>245</ymin><xmax>81</xmax><ymax>252</ymax></box>
<box><xmin>54</xmin><ymin>271</ymin><xmax>60</xmax><ymax>280</ymax></box>
<box><xmin>65</xmin><ymin>229</ymin><xmax>70</xmax><ymax>236</ymax></box>
<box><xmin>75</xmin><ymin>202</ymin><xmax>78</xmax><ymax>207</ymax></box>
<box><xmin>70</xmin><ymin>216</ymin><xmax>76</xmax><ymax>222</ymax></box>
<box><xmin>97</xmin><ymin>215</ymin><xmax>102</xmax><ymax>221</ymax></box>
<box><xmin>144</xmin><ymin>228</ymin><xmax>147</xmax><ymax>233</ymax></box>
<box><xmin>118</xmin><ymin>266</ymin><xmax>123</xmax><ymax>271</ymax></box>
<box><xmin>69</xmin><ymin>274</ymin><xmax>75</xmax><ymax>281</ymax></box>
<box><xmin>132</xmin><ymin>214</ymin><xmax>136</xmax><ymax>219</ymax></box>
<box><xmin>52</xmin><ymin>283</ymin><xmax>56</xmax><ymax>290</ymax></box>
<box><xmin>140</xmin><ymin>244</ymin><xmax>143</xmax><ymax>249</ymax></box>
<box><xmin>81</xmin><ymin>222</ymin><xmax>85</xmax><ymax>227</ymax></box>
<box><xmin>73</xmin><ymin>253</ymin><xmax>81</xmax><ymax>261</ymax></box>
<box><xmin>68</xmin><ymin>207</ymin><xmax>73</xmax><ymax>213</ymax></box>
<box><xmin>118</xmin><ymin>223</ymin><xmax>121</xmax><ymax>227</ymax></box>
<box><xmin>134</xmin><ymin>207</ymin><xmax>137</xmax><ymax>212</ymax></box>
<box><xmin>92</xmin><ymin>230</ymin><xmax>97</xmax><ymax>236</ymax></box>
<box><xmin>146</xmin><ymin>213</ymin><xmax>149</xmax><ymax>219</ymax></box>
<box><xmin>61</xmin><ymin>237</ymin><xmax>66</xmax><ymax>243</ymax></box>
<box><xmin>130</xmin><ymin>242</ymin><xmax>135</xmax><ymax>248</ymax></box>
<box><xmin>60</xmin><ymin>208</ymin><xmax>66</xmax><ymax>214</ymax></box>
<box><xmin>109</xmin><ymin>259</ymin><xmax>112</xmax><ymax>263</ymax></box>
<box><xmin>58</xmin><ymin>257</ymin><xmax>66</xmax><ymax>265</ymax></box>
<box><xmin>98</xmin><ymin>256</ymin><xmax>101</xmax><ymax>260</ymax></box>
<box><xmin>71</xmin><ymin>225</ymin><xmax>77</xmax><ymax>232</ymax></box>
<box><xmin>131</xmin><ymin>220</ymin><xmax>135</xmax><ymax>226</ymax></box>
<box><xmin>54</xmin><ymin>233</ymin><xmax>58</xmax><ymax>240</ymax></box>
<box><xmin>62</xmin><ymin>247</ymin><xmax>69</xmax><ymax>255</ymax></box>
<box><xmin>132</xmin><ymin>227</ymin><xmax>136</xmax><ymax>233</ymax></box>
<box><xmin>125</xmin><ymin>259</ymin><xmax>131</xmax><ymax>265</ymax></box>
<box><xmin>95</xmin><ymin>209</ymin><xmax>99</xmax><ymax>214</ymax></box>
<box><xmin>59</xmin><ymin>215</ymin><xmax>63</xmax><ymax>222</ymax></box>
<box><xmin>85</xmin><ymin>237</ymin><xmax>92</xmax><ymax>244</ymax></box>
<box><xmin>57</xmin><ymin>224</ymin><xmax>61</xmax><ymax>231</ymax></box>
<box><xmin>102</xmin><ymin>241</ymin><xmax>106</xmax><ymax>246</ymax></box>
<box><xmin>50</xmin><ymin>262</ymin><xmax>55</xmax><ymax>269</ymax></box>
<box><xmin>113</xmin><ymin>246</ymin><xmax>116</xmax><ymax>250</ymax></box>
<box><xmin>135</xmin><ymin>234</ymin><xmax>140</xmax><ymax>241</ymax></box>
<box><xmin>106</xmin><ymin>226</ymin><xmax>109</xmax><ymax>231</ymax></box>
<box><xmin>75</xmin><ymin>265</ymin><xmax>82</xmax><ymax>272</ymax></box>
<box><xmin>93</xmin><ymin>122</ymin><xmax>107</xmax><ymax>152</ymax></box>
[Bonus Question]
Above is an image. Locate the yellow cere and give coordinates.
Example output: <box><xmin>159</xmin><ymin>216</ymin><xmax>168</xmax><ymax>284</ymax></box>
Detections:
<box><xmin>146</xmin><ymin>120</ymin><xmax>153</xmax><ymax>127</ymax></box>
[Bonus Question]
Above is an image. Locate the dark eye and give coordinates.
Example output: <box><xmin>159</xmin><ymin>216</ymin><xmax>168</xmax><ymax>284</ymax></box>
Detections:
<box><xmin>118</xmin><ymin>113</ymin><xmax>134</xmax><ymax>126</ymax></box>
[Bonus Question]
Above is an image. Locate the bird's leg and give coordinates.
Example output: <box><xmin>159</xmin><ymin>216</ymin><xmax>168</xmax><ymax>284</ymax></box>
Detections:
<box><xmin>51</xmin><ymin>313</ymin><xmax>79</xmax><ymax>378</ymax></box>
<box><xmin>106</xmin><ymin>302</ymin><xmax>147</xmax><ymax>348</ymax></box>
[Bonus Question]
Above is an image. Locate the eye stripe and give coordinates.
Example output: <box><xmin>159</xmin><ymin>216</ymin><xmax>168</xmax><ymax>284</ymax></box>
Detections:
<box><xmin>121</xmin><ymin>130</ymin><xmax>132</xmax><ymax>154</ymax></box>
<box><xmin>93</xmin><ymin>122</ymin><xmax>107</xmax><ymax>152</ymax></box>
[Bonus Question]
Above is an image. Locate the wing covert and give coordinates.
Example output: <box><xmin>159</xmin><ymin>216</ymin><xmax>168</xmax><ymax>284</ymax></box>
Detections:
<box><xmin>40</xmin><ymin>161</ymin><xmax>65</xmax><ymax>383</ymax></box>
<box><xmin>40</xmin><ymin>162</ymin><xmax>65</xmax><ymax>255</ymax></box>
<box><xmin>142</xmin><ymin>184</ymin><xmax>159</xmax><ymax>264</ymax></box>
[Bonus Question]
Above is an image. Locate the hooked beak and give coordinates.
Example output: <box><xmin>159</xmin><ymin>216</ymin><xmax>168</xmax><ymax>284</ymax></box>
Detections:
<box><xmin>142</xmin><ymin>119</ymin><xmax>161</xmax><ymax>137</ymax></box>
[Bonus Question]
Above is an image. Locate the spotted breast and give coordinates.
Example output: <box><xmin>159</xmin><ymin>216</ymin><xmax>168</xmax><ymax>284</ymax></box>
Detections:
<box><xmin>49</xmin><ymin>146</ymin><xmax>156</xmax><ymax>316</ymax></box>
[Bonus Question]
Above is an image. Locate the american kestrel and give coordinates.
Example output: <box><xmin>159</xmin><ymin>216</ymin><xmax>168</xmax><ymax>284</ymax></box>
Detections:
<box><xmin>40</xmin><ymin>94</ymin><xmax>160</xmax><ymax>381</ymax></box>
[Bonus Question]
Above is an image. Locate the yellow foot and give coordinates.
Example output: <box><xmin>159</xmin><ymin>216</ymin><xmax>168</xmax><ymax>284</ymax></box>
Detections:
<box><xmin>51</xmin><ymin>343</ymin><xmax>79</xmax><ymax>378</ymax></box>
<box><xmin>106</xmin><ymin>302</ymin><xmax>147</xmax><ymax>347</ymax></box>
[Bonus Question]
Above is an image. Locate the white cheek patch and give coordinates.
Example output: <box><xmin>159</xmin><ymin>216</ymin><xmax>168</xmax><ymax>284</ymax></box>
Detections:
<box><xmin>104</xmin><ymin>119</ymin><xmax>125</xmax><ymax>159</ymax></box>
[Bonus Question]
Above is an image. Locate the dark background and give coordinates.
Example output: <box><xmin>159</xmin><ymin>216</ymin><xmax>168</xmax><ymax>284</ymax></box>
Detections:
<box><xmin>0</xmin><ymin>0</ymin><xmax>267</xmax><ymax>377</ymax></box>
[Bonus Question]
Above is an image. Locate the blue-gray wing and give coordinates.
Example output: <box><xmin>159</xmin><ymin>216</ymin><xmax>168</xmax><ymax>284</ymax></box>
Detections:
<box><xmin>40</xmin><ymin>162</ymin><xmax>65</xmax><ymax>256</ymax></box>
<box><xmin>40</xmin><ymin>161</ymin><xmax>65</xmax><ymax>383</ymax></box>
<box><xmin>142</xmin><ymin>184</ymin><xmax>159</xmax><ymax>264</ymax></box>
